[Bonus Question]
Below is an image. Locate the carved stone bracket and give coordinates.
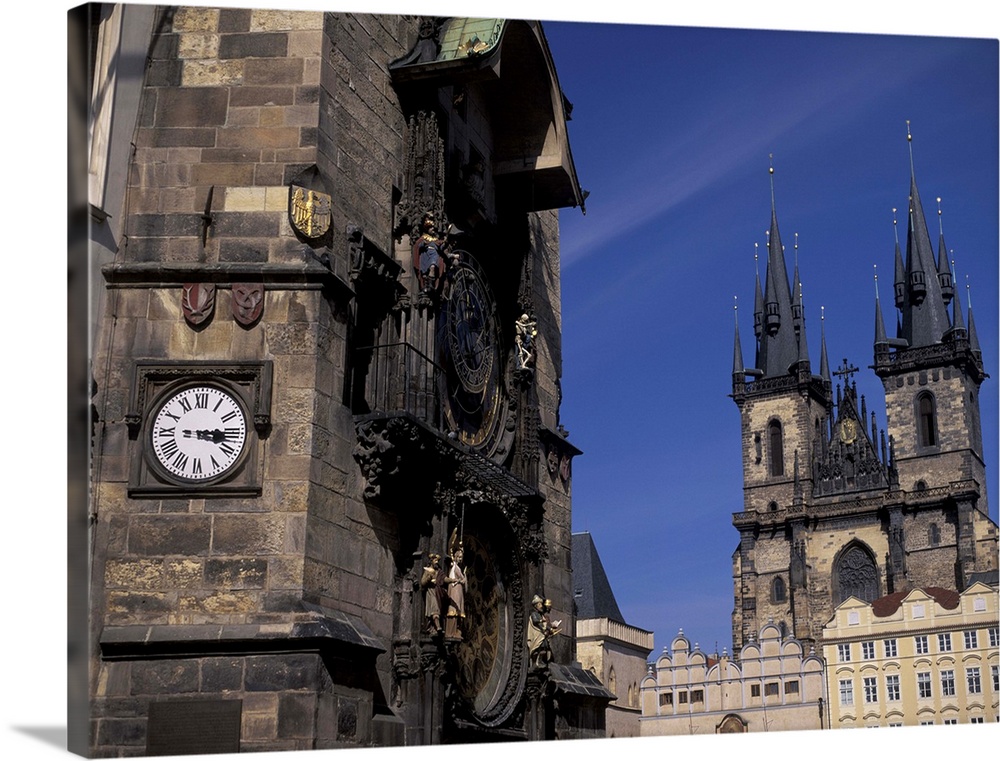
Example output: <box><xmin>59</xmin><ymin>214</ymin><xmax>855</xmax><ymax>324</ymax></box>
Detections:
<box><xmin>538</xmin><ymin>425</ymin><xmax>581</xmax><ymax>489</ymax></box>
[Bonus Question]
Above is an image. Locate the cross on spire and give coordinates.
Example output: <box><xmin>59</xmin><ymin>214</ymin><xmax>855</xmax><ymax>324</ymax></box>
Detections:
<box><xmin>832</xmin><ymin>358</ymin><xmax>859</xmax><ymax>383</ymax></box>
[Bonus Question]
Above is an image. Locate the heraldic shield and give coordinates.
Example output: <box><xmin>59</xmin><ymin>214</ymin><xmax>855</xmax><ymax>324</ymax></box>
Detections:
<box><xmin>289</xmin><ymin>185</ymin><xmax>332</xmax><ymax>239</ymax></box>
<box><xmin>232</xmin><ymin>283</ymin><xmax>264</xmax><ymax>327</ymax></box>
<box><xmin>181</xmin><ymin>283</ymin><xmax>216</xmax><ymax>326</ymax></box>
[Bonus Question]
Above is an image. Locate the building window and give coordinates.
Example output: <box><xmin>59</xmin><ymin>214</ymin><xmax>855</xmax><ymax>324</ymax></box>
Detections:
<box><xmin>839</xmin><ymin>680</ymin><xmax>853</xmax><ymax>706</ymax></box>
<box><xmin>785</xmin><ymin>680</ymin><xmax>799</xmax><ymax>695</ymax></box>
<box><xmin>966</xmin><ymin>668</ymin><xmax>981</xmax><ymax>694</ymax></box>
<box><xmin>678</xmin><ymin>691</ymin><xmax>688</xmax><ymax>704</ymax></box>
<box><xmin>915</xmin><ymin>635</ymin><xmax>929</xmax><ymax>655</ymax></box>
<box><xmin>917</xmin><ymin>672</ymin><xmax>932</xmax><ymax>699</ymax></box>
<box><xmin>964</xmin><ymin>630</ymin><xmax>978</xmax><ymax>649</ymax></box>
<box><xmin>838</xmin><ymin>643</ymin><xmax>851</xmax><ymax>662</ymax></box>
<box><xmin>660</xmin><ymin>692</ymin><xmax>673</xmax><ymax>707</ymax></box>
<box><xmin>771</xmin><ymin>575</ymin><xmax>786</xmax><ymax>604</ymax></box>
<box><xmin>834</xmin><ymin>544</ymin><xmax>879</xmax><ymax>604</ymax></box>
<box><xmin>928</xmin><ymin>523</ymin><xmax>940</xmax><ymax>546</ymax></box>
<box><xmin>861</xmin><ymin>641</ymin><xmax>875</xmax><ymax>659</ymax></box>
<box><xmin>764</xmin><ymin>682</ymin><xmax>780</xmax><ymax>697</ymax></box>
<box><xmin>941</xmin><ymin>670</ymin><xmax>956</xmax><ymax>697</ymax></box>
<box><xmin>916</xmin><ymin>392</ymin><xmax>937</xmax><ymax>447</ymax></box>
<box><xmin>886</xmin><ymin>674</ymin><xmax>901</xmax><ymax>701</ymax></box>
<box><xmin>974</xmin><ymin>597</ymin><xmax>987</xmax><ymax>612</ymax></box>
<box><xmin>750</xmin><ymin>684</ymin><xmax>761</xmax><ymax>698</ymax></box>
<box><xmin>944</xmin><ymin>719</ymin><xmax>958</xmax><ymax>726</ymax></box>
<box><xmin>912</xmin><ymin>603</ymin><xmax>925</xmax><ymax>619</ymax></box>
<box><xmin>970</xmin><ymin>717</ymin><xmax>984</xmax><ymax>725</ymax></box>
<box><xmin>691</xmin><ymin>690</ymin><xmax>704</xmax><ymax>703</ymax></box>
<box><xmin>883</xmin><ymin>638</ymin><xmax>897</xmax><ymax>658</ymax></box>
<box><xmin>989</xmin><ymin>627</ymin><xmax>998</xmax><ymax>648</ymax></box>
<box><xmin>863</xmin><ymin>676</ymin><xmax>878</xmax><ymax>703</ymax></box>
<box><xmin>938</xmin><ymin>633</ymin><xmax>952</xmax><ymax>652</ymax></box>
<box><xmin>769</xmin><ymin>420</ymin><xmax>784</xmax><ymax>476</ymax></box>
<box><xmin>992</xmin><ymin>665</ymin><xmax>998</xmax><ymax>692</ymax></box>
<box><xmin>920</xmin><ymin>720</ymin><xmax>935</xmax><ymax>726</ymax></box>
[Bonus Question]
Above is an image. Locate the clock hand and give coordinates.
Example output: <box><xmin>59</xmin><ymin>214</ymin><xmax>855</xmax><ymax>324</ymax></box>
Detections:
<box><xmin>182</xmin><ymin>429</ymin><xmax>229</xmax><ymax>442</ymax></box>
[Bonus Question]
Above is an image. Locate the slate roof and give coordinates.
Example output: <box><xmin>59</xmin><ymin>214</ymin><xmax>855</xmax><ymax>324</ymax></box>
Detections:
<box><xmin>571</xmin><ymin>532</ymin><xmax>625</xmax><ymax>623</ymax></box>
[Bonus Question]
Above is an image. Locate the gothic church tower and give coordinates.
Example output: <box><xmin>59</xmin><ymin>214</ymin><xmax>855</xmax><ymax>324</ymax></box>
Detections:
<box><xmin>731</xmin><ymin>147</ymin><xmax>997</xmax><ymax>652</ymax></box>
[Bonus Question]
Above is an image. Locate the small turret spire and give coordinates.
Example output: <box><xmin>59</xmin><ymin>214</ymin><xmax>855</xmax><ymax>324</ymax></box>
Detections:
<box><xmin>948</xmin><ymin>258</ymin><xmax>966</xmax><ymax>336</ymax></box>
<box><xmin>936</xmin><ymin>197</ymin><xmax>954</xmax><ymax>304</ymax></box>
<box><xmin>733</xmin><ymin>296</ymin><xmax>745</xmax><ymax>379</ymax></box>
<box><xmin>791</xmin><ymin>233</ymin><xmax>803</xmax><ymax>335</ymax></box>
<box><xmin>874</xmin><ymin>265</ymin><xmax>889</xmax><ymax>348</ymax></box>
<box><xmin>967</xmin><ymin>277</ymin><xmax>981</xmax><ymax>357</ymax></box>
<box><xmin>892</xmin><ymin>208</ymin><xmax>905</xmax><ymax>309</ymax></box>
<box><xmin>820</xmin><ymin>306</ymin><xmax>831</xmax><ymax>384</ymax></box>
<box><xmin>753</xmin><ymin>243</ymin><xmax>764</xmax><ymax>340</ymax></box>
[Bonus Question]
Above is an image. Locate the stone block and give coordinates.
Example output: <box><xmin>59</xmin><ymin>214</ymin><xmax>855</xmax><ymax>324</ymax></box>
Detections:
<box><xmin>224</xmin><ymin>186</ymin><xmax>268</xmax><ymax>212</ymax></box>
<box><xmin>243</xmin><ymin>58</ymin><xmax>305</xmax><ymax>87</ymax></box>
<box><xmin>178</xmin><ymin>591</ymin><xmax>257</xmax><ymax>614</ymax></box>
<box><xmin>201</xmin><ymin>657</ymin><xmax>244</xmax><ymax>692</ymax></box>
<box><xmin>128</xmin><ymin>515</ymin><xmax>212</xmax><ymax>557</ymax></box>
<box><xmin>212</xmin><ymin>211</ymin><xmax>281</xmax><ymax>238</ymax></box>
<box><xmin>182</xmin><ymin>59</ymin><xmax>244</xmax><ymax>87</ymax></box>
<box><xmin>130</xmin><ymin>659</ymin><xmax>200</xmax><ymax>695</ymax></box>
<box><xmin>177</xmin><ymin>33</ymin><xmax>220</xmax><ymax>60</ymax></box>
<box><xmin>218</xmin><ymin>8</ymin><xmax>252</xmax><ymax>33</ymax></box>
<box><xmin>219</xmin><ymin>33</ymin><xmax>289</xmax><ymax>59</ymax></box>
<box><xmin>163</xmin><ymin>559</ymin><xmax>203</xmax><ymax>588</ymax></box>
<box><xmin>191</xmin><ymin>163</ymin><xmax>256</xmax><ymax>187</ymax></box>
<box><xmin>278</xmin><ymin>692</ymin><xmax>317</xmax><ymax>738</ymax></box>
<box><xmin>211</xmin><ymin>515</ymin><xmax>285</xmax><ymax>555</ymax></box>
<box><xmin>245</xmin><ymin>653</ymin><xmax>318</xmax><ymax>691</ymax></box>
<box><xmin>267</xmin><ymin>556</ymin><xmax>304</xmax><ymax>590</ymax></box>
<box><xmin>218</xmin><ymin>239</ymin><xmax>270</xmax><ymax>263</ymax></box>
<box><xmin>251</xmin><ymin>10</ymin><xmax>323</xmax><ymax>32</ymax></box>
<box><xmin>216</xmin><ymin>126</ymin><xmax>301</xmax><ymax>150</ymax></box>
<box><xmin>96</xmin><ymin>717</ymin><xmax>146</xmax><ymax>747</ymax></box>
<box><xmin>136</xmin><ymin>128</ymin><xmax>218</xmax><ymax>149</ymax></box>
<box><xmin>173</xmin><ymin>7</ymin><xmax>219</xmax><ymax>33</ymax></box>
<box><xmin>105</xmin><ymin>559</ymin><xmax>164</xmax><ymax>590</ymax></box>
<box><xmin>204</xmin><ymin>558</ymin><xmax>268</xmax><ymax>589</ymax></box>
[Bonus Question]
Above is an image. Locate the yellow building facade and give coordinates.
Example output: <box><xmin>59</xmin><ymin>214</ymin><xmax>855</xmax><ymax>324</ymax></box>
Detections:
<box><xmin>640</xmin><ymin>622</ymin><xmax>826</xmax><ymax>735</ymax></box>
<box><xmin>822</xmin><ymin>583</ymin><xmax>999</xmax><ymax>728</ymax></box>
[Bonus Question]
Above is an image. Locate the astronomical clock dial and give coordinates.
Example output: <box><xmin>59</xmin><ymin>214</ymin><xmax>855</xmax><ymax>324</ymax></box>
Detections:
<box><xmin>440</xmin><ymin>253</ymin><xmax>510</xmax><ymax>459</ymax></box>
<box><xmin>149</xmin><ymin>385</ymin><xmax>248</xmax><ymax>482</ymax></box>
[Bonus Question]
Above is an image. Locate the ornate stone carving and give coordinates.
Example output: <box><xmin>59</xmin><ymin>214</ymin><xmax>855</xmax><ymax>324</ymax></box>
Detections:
<box><xmin>181</xmin><ymin>282</ymin><xmax>215</xmax><ymax>326</ymax></box>
<box><xmin>395</xmin><ymin>111</ymin><xmax>447</xmax><ymax>245</ymax></box>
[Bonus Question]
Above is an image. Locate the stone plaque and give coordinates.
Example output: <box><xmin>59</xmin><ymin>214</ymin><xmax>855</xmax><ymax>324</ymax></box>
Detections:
<box><xmin>146</xmin><ymin>699</ymin><xmax>242</xmax><ymax>756</ymax></box>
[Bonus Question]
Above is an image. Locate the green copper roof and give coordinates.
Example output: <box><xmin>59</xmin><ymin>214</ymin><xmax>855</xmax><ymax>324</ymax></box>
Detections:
<box><xmin>436</xmin><ymin>18</ymin><xmax>505</xmax><ymax>61</ymax></box>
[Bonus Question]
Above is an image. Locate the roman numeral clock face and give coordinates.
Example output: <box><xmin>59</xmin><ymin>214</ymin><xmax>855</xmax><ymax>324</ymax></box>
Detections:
<box><xmin>149</xmin><ymin>386</ymin><xmax>248</xmax><ymax>482</ymax></box>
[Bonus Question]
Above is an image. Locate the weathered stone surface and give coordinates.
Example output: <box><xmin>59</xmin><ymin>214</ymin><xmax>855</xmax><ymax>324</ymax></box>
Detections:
<box><xmin>130</xmin><ymin>660</ymin><xmax>200</xmax><ymax>695</ymax></box>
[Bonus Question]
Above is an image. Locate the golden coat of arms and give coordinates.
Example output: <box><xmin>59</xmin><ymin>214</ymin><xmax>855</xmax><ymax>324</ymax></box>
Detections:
<box><xmin>289</xmin><ymin>185</ymin><xmax>332</xmax><ymax>239</ymax></box>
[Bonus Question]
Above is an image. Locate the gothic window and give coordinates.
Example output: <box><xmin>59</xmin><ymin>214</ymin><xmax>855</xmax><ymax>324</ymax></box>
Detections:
<box><xmin>833</xmin><ymin>543</ymin><xmax>879</xmax><ymax>605</ymax></box>
<box><xmin>928</xmin><ymin>523</ymin><xmax>940</xmax><ymax>546</ymax></box>
<box><xmin>916</xmin><ymin>392</ymin><xmax>937</xmax><ymax>447</ymax></box>
<box><xmin>771</xmin><ymin>576</ymin><xmax>786</xmax><ymax>604</ymax></box>
<box><xmin>768</xmin><ymin>420</ymin><xmax>784</xmax><ymax>476</ymax></box>
<box><xmin>718</xmin><ymin>714</ymin><xmax>746</xmax><ymax>733</ymax></box>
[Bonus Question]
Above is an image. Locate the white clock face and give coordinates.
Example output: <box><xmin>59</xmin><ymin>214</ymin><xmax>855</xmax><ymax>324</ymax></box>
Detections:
<box><xmin>150</xmin><ymin>385</ymin><xmax>248</xmax><ymax>481</ymax></box>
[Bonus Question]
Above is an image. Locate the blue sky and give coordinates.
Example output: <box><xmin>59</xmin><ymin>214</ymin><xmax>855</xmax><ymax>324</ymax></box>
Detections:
<box><xmin>545</xmin><ymin>20</ymin><xmax>998</xmax><ymax>654</ymax></box>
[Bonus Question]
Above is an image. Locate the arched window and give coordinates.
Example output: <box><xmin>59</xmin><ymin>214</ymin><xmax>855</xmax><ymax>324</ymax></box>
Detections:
<box><xmin>772</xmin><ymin>576</ymin><xmax>787</xmax><ymax>604</ymax></box>
<box><xmin>833</xmin><ymin>543</ymin><xmax>880</xmax><ymax>605</ymax></box>
<box><xmin>608</xmin><ymin>666</ymin><xmax>616</xmax><ymax>696</ymax></box>
<box><xmin>768</xmin><ymin>420</ymin><xmax>784</xmax><ymax>476</ymax></box>
<box><xmin>916</xmin><ymin>393</ymin><xmax>937</xmax><ymax>447</ymax></box>
<box><xmin>928</xmin><ymin>523</ymin><xmax>940</xmax><ymax>546</ymax></box>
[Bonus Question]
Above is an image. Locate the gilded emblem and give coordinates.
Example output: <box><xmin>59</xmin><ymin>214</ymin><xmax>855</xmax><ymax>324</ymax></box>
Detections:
<box><xmin>289</xmin><ymin>185</ymin><xmax>332</xmax><ymax>239</ymax></box>
<box><xmin>839</xmin><ymin>418</ymin><xmax>858</xmax><ymax>445</ymax></box>
<box><xmin>181</xmin><ymin>283</ymin><xmax>216</xmax><ymax>326</ymax></box>
<box><xmin>231</xmin><ymin>283</ymin><xmax>264</xmax><ymax>327</ymax></box>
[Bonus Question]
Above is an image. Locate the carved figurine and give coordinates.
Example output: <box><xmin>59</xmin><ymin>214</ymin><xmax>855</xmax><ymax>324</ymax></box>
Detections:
<box><xmin>527</xmin><ymin>594</ymin><xmax>560</xmax><ymax>668</ymax></box>
<box><xmin>445</xmin><ymin>531</ymin><xmax>467</xmax><ymax>640</ymax></box>
<box><xmin>412</xmin><ymin>212</ymin><xmax>449</xmax><ymax>296</ymax></box>
<box><xmin>420</xmin><ymin>553</ymin><xmax>447</xmax><ymax>635</ymax></box>
<box><xmin>514</xmin><ymin>313</ymin><xmax>538</xmax><ymax>369</ymax></box>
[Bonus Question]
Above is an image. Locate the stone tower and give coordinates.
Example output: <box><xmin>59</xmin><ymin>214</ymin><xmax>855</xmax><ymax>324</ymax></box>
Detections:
<box><xmin>730</xmin><ymin>149</ymin><xmax>997</xmax><ymax>652</ymax></box>
<box><xmin>82</xmin><ymin>8</ymin><xmax>609</xmax><ymax>756</ymax></box>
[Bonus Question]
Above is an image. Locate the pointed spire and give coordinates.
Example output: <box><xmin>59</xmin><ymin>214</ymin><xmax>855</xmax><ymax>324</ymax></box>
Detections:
<box><xmin>820</xmin><ymin>306</ymin><xmax>831</xmax><ymax>384</ymax></box>
<box><xmin>733</xmin><ymin>297</ymin><xmax>745</xmax><ymax>378</ymax></box>
<box><xmin>936</xmin><ymin>197</ymin><xmax>954</xmax><ymax>304</ymax></box>
<box><xmin>753</xmin><ymin>243</ymin><xmax>764</xmax><ymax>339</ymax></box>
<box><xmin>901</xmin><ymin>122</ymin><xmax>951</xmax><ymax>347</ymax></box>
<box><xmin>892</xmin><ymin>208</ymin><xmax>906</xmax><ymax>309</ymax></box>
<box><xmin>874</xmin><ymin>265</ymin><xmax>889</xmax><ymax>349</ymax></box>
<box><xmin>948</xmin><ymin>258</ymin><xmax>966</xmax><ymax>337</ymax></box>
<box><xmin>966</xmin><ymin>278</ymin><xmax>981</xmax><ymax>357</ymax></box>
<box><xmin>758</xmin><ymin>156</ymin><xmax>799</xmax><ymax>377</ymax></box>
<box><xmin>797</xmin><ymin>287</ymin><xmax>811</xmax><ymax>370</ymax></box>
<box><xmin>791</xmin><ymin>233</ymin><xmax>803</xmax><ymax>335</ymax></box>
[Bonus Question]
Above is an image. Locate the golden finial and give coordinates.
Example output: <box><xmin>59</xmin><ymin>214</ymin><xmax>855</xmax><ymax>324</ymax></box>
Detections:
<box><xmin>734</xmin><ymin>295</ymin><xmax>739</xmax><ymax>319</ymax></box>
<box><xmin>754</xmin><ymin>242</ymin><xmax>760</xmax><ymax>276</ymax></box>
<box><xmin>874</xmin><ymin>264</ymin><xmax>880</xmax><ymax>299</ymax></box>
<box><xmin>966</xmin><ymin>275</ymin><xmax>973</xmax><ymax>308</ymax></box>
<box><xmin>937</xmin><ymin>197</ymin><xmax>945</xmax><ymax>236</ymax></box>
<box><xmin>821</xmin><ymin>305</ymin><xmax>825</xmax><ymax>322</ymax></box>
<box><xmin>906</xmin><ymin>120</ymin><xmax>912</xmax><ymax>141</ymax></box>
<box><xmin>769</xmin><ymin>154</ymin><xmax>776</xmax><ymax>209</ymax></box>
<box><xmin>906</xmin><ymin>120</ymin><xmax>916</xmax><ymax>177</ymax></box>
